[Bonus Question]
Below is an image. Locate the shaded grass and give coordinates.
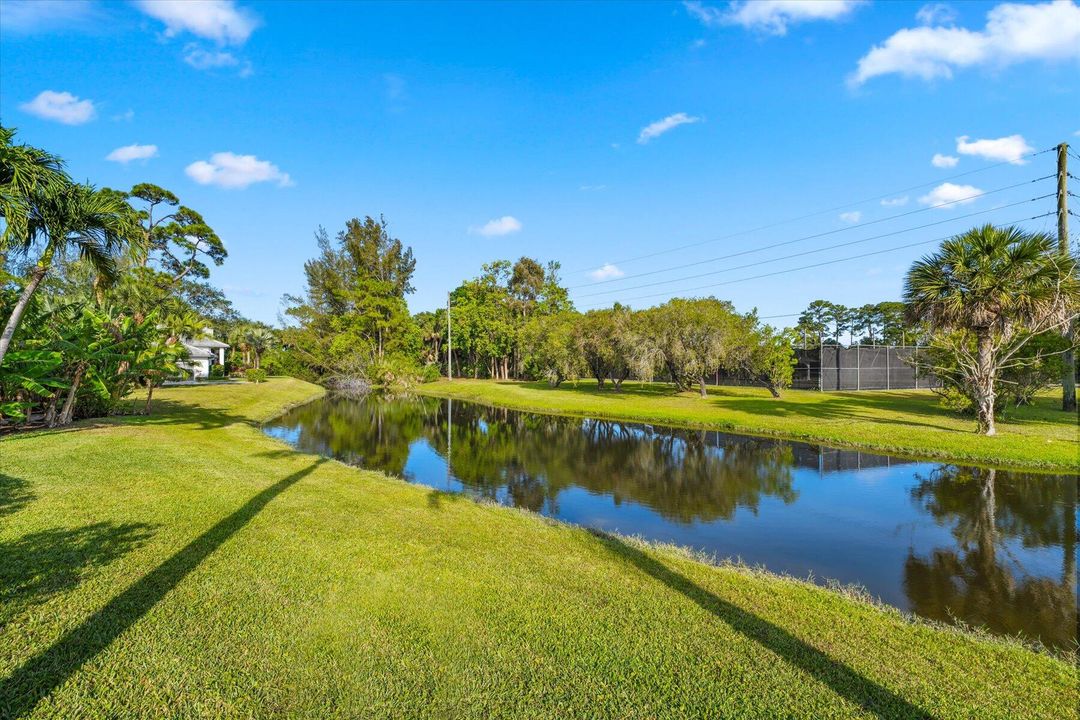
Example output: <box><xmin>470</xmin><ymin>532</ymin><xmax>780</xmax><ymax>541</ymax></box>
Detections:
<box><xmin>0</xmin><ymin>378</ymin><xmax>1075</xmax><ymax>718</ymax></box>
<box><xmin>415</xmin><ymin>379</ymin><xmax>1079</xmax><ymax>471</ymax></box>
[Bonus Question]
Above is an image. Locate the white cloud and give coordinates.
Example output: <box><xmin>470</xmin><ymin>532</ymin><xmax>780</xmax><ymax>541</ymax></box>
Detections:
<box><xmin>106</xmin><ymin>144</ymin><xmax>158</xmax><ymax>163</ymax></box>
<box><xmin>183</xmin><ymin>44</ymin><xmax>240</xmax><ymax>70</ymax></box>
<box><xmin>637</xmin><ymin>112</ymin><xmax>702</xmax><ymax>144</ymax></box>
<box><xmin>579</xmin><ymin>184</ymin><xmax>607</xmax><ymax>191</ymax></box>
<box><xmin>19</xmin><ymin>90</ymin><xmax>96</xmax><ymax>125</ymax></box>
<box><xmin>111</xmin><ymin>109</ymin><xmax>135</xmax><ymax>122</ymax></box>
<box><xmin>684</xmin><ymin>0</ymin><xmax>861</xmax><ymax>36</ymax></box>
<box><xmin>185</xmin><ymin>152</ymin><xmax>292</xmax><ymax>189</ymax></box>
<box><xmin>134</xmin><ymin>0</ymin><xmax>259</xmax><ymax>45</ymax></box>
<box><xmin>0</xmin><ymin>0</ymin><xmax>101</xmax><ymax>32</ymax></box>
<box><xmin>469</xmin><ymin>216</ymin><xmax>523</xmax><ymax>237</ymax></box>
<box><xmin>931</xmin><ymin>153</ymin><xmax>959</xmax><ymax>168</ymax></box>
<box><xmin>880</xmin><ymin>196</ymin><xmax>909</xmax><ymax>207</ymax></box>
<box><xmin>839</xmin><ymin>211</ymin><xmax>862</xmax><ymax>223</ymax></box>
<box><xmin>955</xmin><ymin>134</ymin><xmax>1034</xmax><ymax>164</ymax></box>
<box><xmin>916</xmin><ymin>3</ymin><xmax>958</xmax><ymax>25</ymax></box>
<box><xmin>589</xmin><ymin>264</ymin><xmax>625</xmax><ymax>281</ymax></box>
<box><xmin>851</xmin><ymin>1</ymin><xmax>1080</xmax><ymax>85</ymax></box>
<box><xmin>919</xmin><ymin>182</ymin><xmax>984</xmax><ymax>208</ymax></box>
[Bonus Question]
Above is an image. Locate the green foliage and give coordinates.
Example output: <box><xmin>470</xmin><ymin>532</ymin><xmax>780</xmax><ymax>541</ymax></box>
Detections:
<box><xmin>283</xmin><ymin>219</ymin><xmax>417</xmax><ymax>380</ymax></box>
<box><xmin>210</xmin><ymin>364</ymin><xmax>225</xmax><ymax>379</ymax></box>
<box><xmin>245</xmin><ymin>368</ymin><xmax>268</xmax><ymax>383</ymax></box>
<box><xmin>741</xmin><ymin>325</ymin><xmax>797</xmax><ymax>398</ymax></box>
<box><xmin>905</xmin><ymin>224</ymin><xmax>1080</xmax><ymax>434</ymax></box>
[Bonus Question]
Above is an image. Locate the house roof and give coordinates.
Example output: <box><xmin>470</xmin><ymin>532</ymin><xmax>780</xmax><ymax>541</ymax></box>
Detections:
<box><xmin>184</xmin><ymin>338</ymin><xmax>230</xmax><ymax>349</ymax></box>
<box><xmin>183</xmin><ymin>344</ymin><xmax>215</xmax><ymax>359</ymax></box>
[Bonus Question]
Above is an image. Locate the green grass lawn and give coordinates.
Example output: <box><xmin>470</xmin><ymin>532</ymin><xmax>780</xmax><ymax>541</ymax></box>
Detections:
<box><xmin>415</xmin><ymin>379</ymin><xmax>1079</xmax><ymax>471</ymax></box>
<box><xmin>1</xmin><ymin>378</ymin><xmax>1075</xmax><ymax>718</ymax></box>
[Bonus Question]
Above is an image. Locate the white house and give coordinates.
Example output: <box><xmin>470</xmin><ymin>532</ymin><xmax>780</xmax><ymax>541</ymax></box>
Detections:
<box><xmin>178</xmin><ymin>332</ymin><xmax>230</xmax><ymax>379</ymax></box>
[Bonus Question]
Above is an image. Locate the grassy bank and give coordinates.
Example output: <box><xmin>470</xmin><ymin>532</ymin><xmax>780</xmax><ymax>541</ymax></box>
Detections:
<box><xmin>1</xmin><ymin>378</ymin><xmax>1074</xmax><ymax>718</ymax></box>
<box><xmin>415</xmin><ymin>379</ymin><xmax>1078</xmax><ymax>471</ymax></box>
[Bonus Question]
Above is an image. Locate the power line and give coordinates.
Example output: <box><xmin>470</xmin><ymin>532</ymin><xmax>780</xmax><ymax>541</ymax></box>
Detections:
<box><xmin>569</xmin><ymin>147</ymin><xmax>1056</xmax><ymax>275</ymax></box>
<box><xmin>571</xmin><ymin>195</ymin><xmax>1052</xmax><ymax>299</ymax></box>
<box><xmin>569</xmin><ymin>177</ymin><xmax>1054</xmax><ymax>291</ymax></box>
<box><xmin>580</xmin><ymin>212</ymin><xmax>1056</xmax><ymax>310</ymax></box>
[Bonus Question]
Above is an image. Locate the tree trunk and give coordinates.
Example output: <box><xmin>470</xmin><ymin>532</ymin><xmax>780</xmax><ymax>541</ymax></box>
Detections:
<box><xmin>0</xmin><ymin>266</ymin><xmax>47</xmax><ymax>367</ymax></box>
<box><xmin>43</xmin><ymin>393</ymin><xmax>59</xmax><ymax>427</ymax></box>
<box><xmin>144</xmin><ymin>382</ymin><xmax>156</xmax><ymax>415</ymax></box>
<box><xmin>974</xmin><ymin>330</ymin><xmax>997</xmax><ymax>435</ymax></box>
<box><xmin>56</xmin><ymin>363</ymin><xmax>86</xmax><ymax>426</ymax></box>
<box><xmin>699</xmin><ymin>376</ymin><xmax>707</xmax><ymax>398</ymax></box>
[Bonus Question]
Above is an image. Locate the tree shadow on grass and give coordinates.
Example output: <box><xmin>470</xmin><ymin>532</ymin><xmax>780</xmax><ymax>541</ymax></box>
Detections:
<box><xmin>0</xmin><ymin>475</ymin><xmax>34</xmax><ymax>518</ymax></box>
<box><xmin>0</xmin><ymin>522</ymin><xmax>156</xmax><ymax>626</ymax></box>
<box><xmin>591</xmin><ymin>531</ymin><xmax>931</xmax><ymax>719</ymax></box>
<box><xmin>0</xmin><ymin>458</ymin><xmax>325</xmax><ymax>718</ymax></box>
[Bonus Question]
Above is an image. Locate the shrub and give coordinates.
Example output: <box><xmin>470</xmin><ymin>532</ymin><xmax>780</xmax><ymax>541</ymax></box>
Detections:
<box><xmin>421</xmin><ymin>364</ymin><xmax>442</xmax><ymax>383</ymax></box>
<box><xmin>209</xmin><ymin>364</ymin><xmax>225</xmax><ymax>379</ymax></box>
<box><xmin>245</xmin><ymin>368</ymin><xmax>268</xmax><ymax>383</ymax></box>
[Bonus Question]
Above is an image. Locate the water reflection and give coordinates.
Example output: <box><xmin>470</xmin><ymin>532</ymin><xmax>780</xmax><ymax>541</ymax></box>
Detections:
<box><xmin>265</xmin><ymin>394</ymin><xmax>1078</xmax><ymax>650</ymax></box>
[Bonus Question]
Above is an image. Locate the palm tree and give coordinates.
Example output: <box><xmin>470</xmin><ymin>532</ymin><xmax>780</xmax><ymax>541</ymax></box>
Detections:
<box><xmin>246</xmin><ymin>327</ymin><xmax>275</xmax><ymax>369</ymax></box>
<box><xmin>0</xmin><ymin>180</ymin><xmax>140</xmax><ymax>366</ymax></box>
<box><xmin>904</xmin><ymin>224</ymin><xmax>1079</xmax><ymax>435</ymax></box>
<box><xmin>0</xmin><ymin>126</ymin><xmax>66</xmax><ymax>247</ymax></box>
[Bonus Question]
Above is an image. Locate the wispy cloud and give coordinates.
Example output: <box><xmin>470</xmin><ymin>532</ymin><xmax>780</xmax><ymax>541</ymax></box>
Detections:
<box><xmin>19</xmin><ymin>90</ymin><xmax>96</xmax><ymax>125</ymax></box>
<box><xmin>579</xmin><ymin>184</ymin><xmax>607</xmax><ymax>191</ymax></box>
<box><xmin>931</xmin><ymin>153</ymin><xmax>959</xmax><ymax>168</ymax></box>
<box><xmin>919</xmin><ymin>182</ymin><xmax>983</xmax><ymax>209</ymax></box>
<box><xmin>469</xmin><ymin>216</ymin><xmax>523</xmax><ymax>237</ymax></box>
<box><xmin>183</xmin><ymin>44</ymin><xmax>240</xmax><ymax>70</ymax></box>
<box><xmin>106</xmin><ymin>144</ymin><xmax>158</xmax><ymax>163</ymax></box>
<box><xmin>185</xmin><ymin>152</ymin><xmax>292</xmax><ymax>189</ymax></box>
<box><xmin>850</xmin><ymin>0</ymin><xmax>1080</xmax><ymax>85</ymax></box>
<box><xmin>0</xmin><ymin>0</ymin><xmax>102</xmax><ymax>33</ymax></box>
<box><xmin>839</xmin><ymin>211</ymin><xmax>862</xmax><ymax>223</ymax></box>
<box><xmin>637</xmin><ymin>112</ymin><xmax>702</xmax><ymax>144</ymax></box>
<box><xmin>589</xmin><ymin>264</ymin><xmax>625</xmax><ymax>281</ymax></box>
<box><xmin>685</xmin><ymin>0</ymin><xmax>862</xmax><ymax>36</ymax></box>
<box><xmin>111</xmin><ymin>109</ymin><xmax>135</xmax><ymax>122</ymax></box>
<box><xmin>915</xmin><ymin>3</ymin><xmax>958</xmax><ymax>25</ymax></box>
<box><xmin>880</xmin><ymin>196</ymin><xmax>909</xmax><ymax>207</ymax></box>
<box><xmin>955</xmin><ymin>134</ymin><xmax>1034</xmax><ymax>164</ymax></box>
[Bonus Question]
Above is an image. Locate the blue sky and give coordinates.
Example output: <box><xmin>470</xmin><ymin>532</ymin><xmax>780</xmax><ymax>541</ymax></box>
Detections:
<box><xmin>2</xmin><ymin>0</ymin><xmax>1078</xmax><ymax>324</ymax></box>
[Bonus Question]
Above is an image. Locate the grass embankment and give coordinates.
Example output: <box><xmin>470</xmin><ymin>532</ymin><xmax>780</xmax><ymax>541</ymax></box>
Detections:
<box><xmin>416</xmin><ymin>379</ymin><xmax>1079</xmax><ymax>471</ymax></box>
<box><xmin>1</xmin><ymin>379</ymin><xmax>1074</xmax><ymax>718</ymax></box>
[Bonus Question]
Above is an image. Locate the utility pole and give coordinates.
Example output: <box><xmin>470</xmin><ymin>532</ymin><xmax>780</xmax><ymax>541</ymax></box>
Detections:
<box><xmin>1059</xmin><ymin>143</ymin><xmax>1075</xmax><ymax>412</ymax></box>
<box><xmin>446</xmin><ymin>292</ymin><xmax>453</xmax><ymax>382</ymax></box>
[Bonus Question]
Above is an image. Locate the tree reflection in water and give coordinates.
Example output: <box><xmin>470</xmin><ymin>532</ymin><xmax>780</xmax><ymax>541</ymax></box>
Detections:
<box><xmin>905</xmin><ymin>465</ymin><xmax>1077</xmax><ymax>650</ymax></box>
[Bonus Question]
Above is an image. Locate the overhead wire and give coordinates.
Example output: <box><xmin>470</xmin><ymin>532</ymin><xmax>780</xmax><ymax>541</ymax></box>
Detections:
<box><xmin>579</xmin><ymin>212</ymin><xmax>1057</xmax><ymax>310</ymax></box>
<box><xmin>568</xmin><ymin>176</ymin><xmax>1054</xmax><ymax>290</ymax></box>
<box><xmin>572</xmin><ymin>194</ymin><xmax>1052</xmax><ymax>299</ymax></box>
<box><xmin>567</xmin><ymin>146</ymin><xmax>1057</xmax><ymax>275</ymax></box>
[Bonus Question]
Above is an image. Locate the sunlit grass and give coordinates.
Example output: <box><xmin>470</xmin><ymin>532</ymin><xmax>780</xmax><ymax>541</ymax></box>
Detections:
<box><xmin>0</xmin><ymin>378</ymin><xmax>1074</xmax><ymax>718</ymax></box>
<box><xmin>416</xmin><ymin>379</ymin><xmax>1078</xmax><ymax>471</ymax></box>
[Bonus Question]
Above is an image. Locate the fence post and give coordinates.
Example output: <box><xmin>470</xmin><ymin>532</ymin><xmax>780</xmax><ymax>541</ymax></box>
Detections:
<box><xmin>886</xmin><ymin>347</ymin><xmax>890</xmax><ymax>390</ymax></box>
<box><xmin>856</xmin><ymin>344</ymin><xmax>861</xmax><ymax>391</ymax></box>
<box><xmin>914</xmin><ymin>345</ymin><xmax>919</xmax><ymax>389</ymax></box>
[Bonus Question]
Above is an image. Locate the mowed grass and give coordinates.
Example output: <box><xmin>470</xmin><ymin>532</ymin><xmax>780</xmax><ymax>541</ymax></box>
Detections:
<box><xmin>0</xmin><ymin>378</ymin><xmax>1075</xmax><ymax>718</ymax></box>
<box><xmin>416</xmin><ymin>379</ymin><xmax>1079</xmax><ymax>471</ymax></box>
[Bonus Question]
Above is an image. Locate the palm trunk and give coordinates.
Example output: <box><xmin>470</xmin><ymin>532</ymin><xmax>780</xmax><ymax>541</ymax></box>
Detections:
<box><xmin>56</xmin><ymin>363</ymin><xmax>87</xmax><ymax>426</ymax></box>
<box><xmin>43</xmin><ymin>392</ymin><xmax>59</xmax><ymax>427</ymax></box>
<box><xmin>974</xmin><ymin>329</ymin><xmax>997</xmax><ymax>435</ymax></box>
<box><xmin>0</xmin><ymin>266</ymin><xmax>47</xmax><ymax>367</ymax></box>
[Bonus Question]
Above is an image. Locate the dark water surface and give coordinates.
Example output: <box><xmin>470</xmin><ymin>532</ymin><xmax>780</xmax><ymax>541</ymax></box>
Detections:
<box><xmin>264</xmin><ymin>393</ymin><xmax>1078</xmax><ymax>650</ymax></box>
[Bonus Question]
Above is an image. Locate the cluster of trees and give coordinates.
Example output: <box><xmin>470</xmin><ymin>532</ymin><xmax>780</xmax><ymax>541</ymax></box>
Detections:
<box><xmin>795</xmin><ymin>300</ymin><xmax>914</xmax><ymax>346</ymax></box>
<box><xmin>0</xmin><ymin>127</ymin><xmax>263</xmax><ymax>427</ymax></box>
<box><xmin>520</xmin><ymin>299</ymin><xmax>797</xmax><ymax>397</ymax></box>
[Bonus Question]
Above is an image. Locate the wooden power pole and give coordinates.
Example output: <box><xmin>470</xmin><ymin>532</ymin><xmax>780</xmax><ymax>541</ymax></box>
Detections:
<box><xmin>446</xmin><ymin>292</ymin><xmax>453</xmax><ymax>382</ymax></box>
<box><xmin>1059</xmin><ymin>143</ymin><xmax>1075</xmax><ymax>412</ymax></box>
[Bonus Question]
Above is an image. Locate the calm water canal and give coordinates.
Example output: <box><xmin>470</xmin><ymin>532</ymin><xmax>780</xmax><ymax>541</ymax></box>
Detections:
<box><xmin>264</xmin><ymin>393</ymin><xmax>1078</xmax><ymax>650</ymax></box>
